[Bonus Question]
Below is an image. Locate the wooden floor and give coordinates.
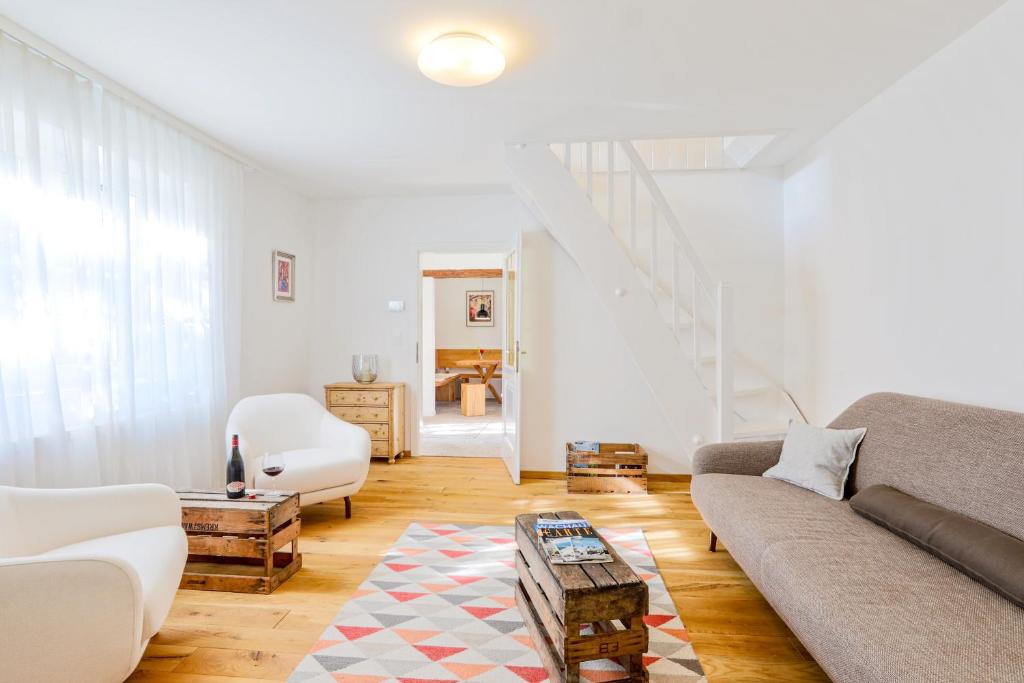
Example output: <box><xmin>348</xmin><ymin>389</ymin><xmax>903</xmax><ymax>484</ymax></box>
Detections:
<box><xmin>129</xmin><ymin>457</ymin><xmax>829</xmax><ymax>683</ymax></box>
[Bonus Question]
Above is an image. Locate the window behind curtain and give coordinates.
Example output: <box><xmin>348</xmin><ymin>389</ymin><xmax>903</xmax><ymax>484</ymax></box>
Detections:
<box><xmin>0</xmin><ymin>30</ymin><xmax>241</xmax><ymax>488</ymax></box>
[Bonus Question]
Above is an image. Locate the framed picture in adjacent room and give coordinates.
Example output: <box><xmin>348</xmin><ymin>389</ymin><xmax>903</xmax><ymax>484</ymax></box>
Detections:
<box><xmin>273</xmin><ymin>250</ymin><xmax>295</xmax><ymax>302</ymax></box>
<box><xmin>466</xmin><ymin>290</ymin><xmax>494</xmax><ymax>327</ymax></box>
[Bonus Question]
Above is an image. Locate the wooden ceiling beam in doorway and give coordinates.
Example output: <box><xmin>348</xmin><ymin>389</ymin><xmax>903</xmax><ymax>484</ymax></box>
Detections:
<box><xmin>422</xmin><ymin>269</ymin><xmax>503</xmax><ymax>279</ymax></box>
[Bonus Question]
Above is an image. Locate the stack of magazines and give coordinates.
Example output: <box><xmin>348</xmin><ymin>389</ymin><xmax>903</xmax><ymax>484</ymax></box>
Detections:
<box><xmin>535</xmin><ymin>518</ymin><xmax>612</xmax><ymax>564</ymax></box>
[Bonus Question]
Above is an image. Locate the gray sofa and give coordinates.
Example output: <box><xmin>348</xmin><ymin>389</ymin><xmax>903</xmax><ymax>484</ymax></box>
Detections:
<box><xmin>691</xmin><ymin>392</ymin><xmax>1024</xmax><ymax>683</ymax></box>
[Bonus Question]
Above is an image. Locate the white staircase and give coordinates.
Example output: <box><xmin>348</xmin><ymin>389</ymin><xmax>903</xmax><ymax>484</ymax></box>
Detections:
<box><xmin>506</xmin><ymin>139</ymin><xmax>802</xmax><ymax>448</ymax></box>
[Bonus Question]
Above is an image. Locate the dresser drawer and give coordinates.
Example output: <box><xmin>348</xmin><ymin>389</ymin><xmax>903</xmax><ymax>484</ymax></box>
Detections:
<box><xmin>356</xmin><ymin>423</ymin><xmax>389</xmax><ymax>440</ymax></box>
<box><xmin>331</xmin><ymin>405</ymin><xmax>389</xmax><ymax>423</ymax></box>
<box><xmin>370</xmin><ymin>440</ymin><xmax>392</xmax><ymax>457</ymax></box>
<box><xmin>329</xmin><ymin>388</ymin><xmax>389</xmax><ymax>407</ymax></box>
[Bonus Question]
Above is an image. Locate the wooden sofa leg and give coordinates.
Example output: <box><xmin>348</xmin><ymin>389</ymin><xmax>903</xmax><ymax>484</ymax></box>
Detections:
<box><xmin>344</xmin><ymin>496</ymin><xmax>352</xmax><ymax>519</ymax></box>
<box><xmin>709</xmin><ymin>531</ymin><xmax>718</xmax><ymax>552</ymax></box>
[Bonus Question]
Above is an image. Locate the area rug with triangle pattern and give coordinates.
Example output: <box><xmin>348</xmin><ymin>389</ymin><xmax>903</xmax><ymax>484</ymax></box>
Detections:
<box><xmin>288</xmin><ymin>522</ymin><xmax>706</xmax><ymax>683</ymax></box>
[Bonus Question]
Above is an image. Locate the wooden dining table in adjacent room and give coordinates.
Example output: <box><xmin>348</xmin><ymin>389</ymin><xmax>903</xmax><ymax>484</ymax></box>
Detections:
<box><xmin>454</xmin><ymin>358</ymin><xmax>502</xmax><ymax>404</ymax></box>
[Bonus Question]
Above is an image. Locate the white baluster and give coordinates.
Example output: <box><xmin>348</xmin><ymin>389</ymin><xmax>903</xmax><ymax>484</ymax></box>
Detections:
<box><xmin>628</xmin><ymin>165</ymin><xmax>637</xmax><ymax>259</ymax></box>
<box><xmin>649</xmin><ymin>200</ymin><xmax>657</xmax><ymax>294</ymax></box>
<box><xmin>563</xmin><ymin>142</ymin><xmax>571</xmax><ymax>171</ymax></box>
<box><xmin>671</xmin><ymin>241</ymin><xmax>679</xmax><ymax>337</ymax></box>
<box><xmin>607</xmin><ymin>141</ymin><xmax>615</xmax><ymax>230</ymax></box>
<box><xmin>692</xmin><ymin>272</ymin><xmax>701</xmax><ymax>370</ymax></box>
<box><xmin>586</xmin><ymin>141</ymin><xmax>593</xmax><ymax>200</ymax></box>
<box><xmin>715</xmin><ymin>282</ymin><xmax>734</xmax><ymax>442</ymax></box>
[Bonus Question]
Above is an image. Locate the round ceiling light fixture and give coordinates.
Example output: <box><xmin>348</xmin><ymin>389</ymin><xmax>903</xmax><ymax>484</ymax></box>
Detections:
<box><xmin>418</xmin><ymin>32</ymin><xmax>505</xmax><ymax>87</ymax></box>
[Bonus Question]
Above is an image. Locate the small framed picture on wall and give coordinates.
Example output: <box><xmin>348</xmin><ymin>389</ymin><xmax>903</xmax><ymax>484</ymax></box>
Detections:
<box><xmin>273</xmin><ymin>250</ymin><xmax>295</xmax><ymax>302</ymax></box>
<box><xmin>466</xmin><ymin>290</ymin><xmax>495</xmax><ymax>327</ymax></box>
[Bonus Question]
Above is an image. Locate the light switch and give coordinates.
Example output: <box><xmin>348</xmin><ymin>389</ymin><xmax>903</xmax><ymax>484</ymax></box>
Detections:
<box><xmin>388</xmin><ymin>300</ymin><xmax>405</xmax><ymax>312</ymax></box>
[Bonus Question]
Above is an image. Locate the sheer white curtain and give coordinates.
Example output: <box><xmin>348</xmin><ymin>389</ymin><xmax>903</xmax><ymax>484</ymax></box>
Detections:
<box><xmin>0</xmin><ymin>31</ymin><xmax>242</xmax><ymax>488</ymax></box>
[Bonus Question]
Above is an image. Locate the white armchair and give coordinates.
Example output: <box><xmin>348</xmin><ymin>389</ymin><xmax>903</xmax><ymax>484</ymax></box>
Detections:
<box><xmin>0</xmin><ymin>483</ymin><xmax>187</xmax><ymax>683</ymax></box>
<box><xmin>225</xmin><ymin>393</ymin><xmax>371</xmax><ymax>516</ymax></box>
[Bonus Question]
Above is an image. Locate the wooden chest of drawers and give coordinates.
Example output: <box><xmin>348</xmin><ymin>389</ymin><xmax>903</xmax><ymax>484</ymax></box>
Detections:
<box><xmin>324</xmin><ymin>382</ymin><xmax>407</xmax><ymax>464</ymax></box>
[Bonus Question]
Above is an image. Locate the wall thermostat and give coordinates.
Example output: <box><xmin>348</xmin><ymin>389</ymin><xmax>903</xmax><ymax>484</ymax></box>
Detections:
<box><xmin>388</xmin><ymin>300</ymin><xmax>405</xmax><ymax>312</ymax></box>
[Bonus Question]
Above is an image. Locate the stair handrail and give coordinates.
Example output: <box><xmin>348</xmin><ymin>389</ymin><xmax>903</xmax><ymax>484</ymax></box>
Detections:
<box><xmin>617</xmin><ymin>141</ymin><xmax>715</xmax><ymax>297</ymax></box>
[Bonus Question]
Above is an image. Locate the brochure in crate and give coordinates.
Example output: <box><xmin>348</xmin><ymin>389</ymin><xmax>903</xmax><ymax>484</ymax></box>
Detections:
<box><xmin>535</xmin><ymin>518</ymin><xmax>612</xmax><ymax>564</ymax></box>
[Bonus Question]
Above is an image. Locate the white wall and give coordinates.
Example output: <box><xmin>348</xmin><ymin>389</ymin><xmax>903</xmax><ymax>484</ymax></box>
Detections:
<box><xmin>434</xmin><ymin>277</ymin><xmax>504</xmax><ymax>349</ymax></box>
<box><xmin>306</xmin><ymin>194</ymin><xmax>523</xmax><ymax>442</ymax></box>
<box><xmin>783</xmin><ymin>0</ymin><xmax>1024</xmax><ymax>424</ymax></box>
<box><xmin>240</xmin><ymin>170</ymin><xmax>313</xmax><ymax>397</ymax></box>
<box><xmin>658</xmin><ymin>168</ymin><xmax>785</xmax><ymax>383</ymax></box>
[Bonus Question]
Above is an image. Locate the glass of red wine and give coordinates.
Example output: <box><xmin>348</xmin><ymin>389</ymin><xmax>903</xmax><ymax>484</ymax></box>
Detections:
<box><xmin>261</xmin><ymin>452</ymin><xmax>285</xmax><ymax>496</ymax></box>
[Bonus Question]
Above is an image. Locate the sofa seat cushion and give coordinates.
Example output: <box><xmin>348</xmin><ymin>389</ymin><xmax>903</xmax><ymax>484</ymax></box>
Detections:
<box><xmin>760</xmin><ymin>528</ymin><xmax>1024</xmax><ymax>683</ymax></box>
<box><xmin>254</xmin><ymin>447</ymin><xmax>360</xmax><ymax>495</ymax></box>
<box><xmin>690</xmin><ymin>473</ymin><xmax>853</xmax><ymax>583</ymax></box>
<box><xmin>42</xmin><ymin>525</ymin><xmax>187</xmax><ymax>639</ymax></box>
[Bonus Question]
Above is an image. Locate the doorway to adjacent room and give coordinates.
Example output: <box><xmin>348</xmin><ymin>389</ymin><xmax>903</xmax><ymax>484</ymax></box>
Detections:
<box><xmin>418</xmin><ymin>252</ymin><xmax>507</xmax><ymax>458</ymax></box>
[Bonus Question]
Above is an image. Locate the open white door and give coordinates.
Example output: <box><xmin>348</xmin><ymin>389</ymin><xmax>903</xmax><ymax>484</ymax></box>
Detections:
<box><xmin>501</xmin><ymin>232</ymin><xmax>523</xmax><ymax>484</ymax></box>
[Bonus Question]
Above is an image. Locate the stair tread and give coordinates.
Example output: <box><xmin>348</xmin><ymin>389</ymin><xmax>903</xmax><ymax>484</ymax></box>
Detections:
<box><xmin>734</xmin><ymin>419</ymin><xmax>790</xmax><ymax>437</ymax></box>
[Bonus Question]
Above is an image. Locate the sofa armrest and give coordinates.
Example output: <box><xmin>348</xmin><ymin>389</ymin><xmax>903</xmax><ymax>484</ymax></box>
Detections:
<box><xmin>5</xmin><ymin>483</ymin><xmax>182</xmax><ymax>555</ymax></box>
<box><xmin>692</xmin><ymin>440</ymin><xmax>784</xmax><ymax>477</ymax></box>
<box><xmin>0</xmin><ymin>554</ymin><xmax>145</xmax><ymax>682</ymax></box>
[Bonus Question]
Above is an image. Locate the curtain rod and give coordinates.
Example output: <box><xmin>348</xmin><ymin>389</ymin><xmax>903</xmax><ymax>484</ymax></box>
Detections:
<box><xmin>0</xmin><ymin>15</ymin><xmax>299</xmax><ymax>191</ymax></box>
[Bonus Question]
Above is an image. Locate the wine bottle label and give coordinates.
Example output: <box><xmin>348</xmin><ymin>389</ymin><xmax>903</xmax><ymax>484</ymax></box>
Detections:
<box><xmin>226</xmin><ymin>481</ymin><xmax>245</xmax><ymax>493</ymax></box>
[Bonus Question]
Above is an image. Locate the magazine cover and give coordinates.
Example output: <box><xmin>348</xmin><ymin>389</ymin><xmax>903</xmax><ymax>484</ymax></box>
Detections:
<box><xmin>535</xmin><ymin>518</ymin><xmax>612</xmax><ymax>564</ymax></box>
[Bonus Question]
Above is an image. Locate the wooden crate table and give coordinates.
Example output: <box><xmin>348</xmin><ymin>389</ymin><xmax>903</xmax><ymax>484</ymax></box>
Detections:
<box><xmin>176</xmin><ymin>489</ymin><xmax>302</xmax><ymax>594</ymax></box>
<box><xmin>514</xmin><ymin>511</ymin><xmax>649</xmax><ymax>683</ymax></box>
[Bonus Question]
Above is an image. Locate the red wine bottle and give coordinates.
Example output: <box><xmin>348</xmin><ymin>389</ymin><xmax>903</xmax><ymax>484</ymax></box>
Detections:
<box><xmin>226</xmin><ymin>434</ymin><xmax>246</xmax><ymax>499</ymax></box>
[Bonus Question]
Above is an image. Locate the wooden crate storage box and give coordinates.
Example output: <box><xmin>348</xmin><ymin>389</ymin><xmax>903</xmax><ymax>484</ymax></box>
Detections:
<box><xmin>566</xmin><ymin>443</ymin><xmax>648</xmax><ymax>494</ymax></box>
<box><xmin>177</xmin><ymin>490</ymin><xmax>302</xmax><ymax>594</ymax></box>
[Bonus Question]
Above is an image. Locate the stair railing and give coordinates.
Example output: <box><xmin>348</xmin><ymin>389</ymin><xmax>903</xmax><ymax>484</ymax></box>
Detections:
<box><xmin>551</xmin><ymin>140</ymin><xmax>734</xmax><ymax>441</ymax></box>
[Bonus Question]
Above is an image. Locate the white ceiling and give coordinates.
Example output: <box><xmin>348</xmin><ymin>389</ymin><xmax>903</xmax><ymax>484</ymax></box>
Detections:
<box><xmin>0</xmin><ymin>0</ymin><xmax>1005</xmax><ymax>198</ymax></box>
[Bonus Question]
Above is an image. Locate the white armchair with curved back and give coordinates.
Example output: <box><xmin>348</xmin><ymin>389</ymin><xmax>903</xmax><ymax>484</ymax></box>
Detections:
<box><xmin>225</xmin><ymin>393</ymin><xmax>371</xmax><ymax>516</ymax></box>
<box><xmin>0</xmin><ymin>483</ymin><xmax>187</xmax><ymax>683</ymax></box>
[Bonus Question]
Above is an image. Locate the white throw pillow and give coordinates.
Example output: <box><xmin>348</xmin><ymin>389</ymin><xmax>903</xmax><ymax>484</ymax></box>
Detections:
<box><xmin>763</xmin><ymin>421</ymin><xmax>867</xmax><ymax>500</ymax></box>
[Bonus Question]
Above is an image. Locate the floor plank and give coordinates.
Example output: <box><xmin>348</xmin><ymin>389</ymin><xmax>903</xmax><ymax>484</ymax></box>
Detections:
<box><xmin>129</xmin><ymin>456</ymin><xmax>829</xmax><ymax>682</ymax></box>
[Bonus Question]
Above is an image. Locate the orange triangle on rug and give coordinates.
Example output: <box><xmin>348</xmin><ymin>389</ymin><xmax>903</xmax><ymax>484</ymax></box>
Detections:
<box><xmin>394</xmin><ymin>628</ymin><xmax>442</xmax><ymax>644</ymax></box>
<box><xmin>441</xmin><ymin>662</ymin><xmax>496</xmax><ymax>680</ymax></box>
<box><xmin>660</xmin><ymin>627</ymin><xmax>692</xmax><ymax>642</ymax></box>
<box><xmin>309</xmin><ymin>639</ymin><xmax>342</xmax><ymax>653</ymax></box>
<box><xmin>332</xmin><ymin>674</ymin><xmax>386</xmax><ymax>683</ymax></box>
<box><xmin>511</xmin><ymin>634</ymin><xmax>536</xmax><ymax>650</ymax></box>
<box><xmin>450</xmin><ymin>575</ymin><xmax>485</xmax><ymax>585</ymax></box>
<box><xmin>439</xmin><ymin>549</ymin><xmax>472</xmax><ymax>559</ymax></box>
<box><xmin>419</xmin><ymin>582</ymin><xmax>458</xmax><ymax>593</ymax></box>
